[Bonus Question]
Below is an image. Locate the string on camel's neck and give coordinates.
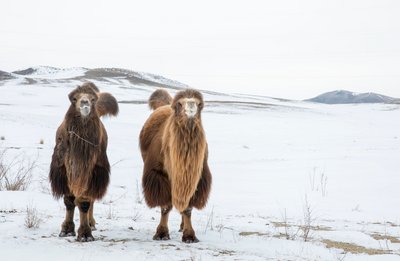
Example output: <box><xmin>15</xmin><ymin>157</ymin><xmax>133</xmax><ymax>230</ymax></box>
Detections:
<box><xmin>65</xmin><ymin>106</ymin><xmax>101</xmax><ymax>163</ymax></box>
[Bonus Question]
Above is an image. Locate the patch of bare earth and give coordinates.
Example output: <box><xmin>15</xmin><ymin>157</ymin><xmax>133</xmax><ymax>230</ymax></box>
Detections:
<box><xmin>271</xmin><ymin>221</ymin><xmax>332</xmax><ymax>231</ymax></box>
<box><xmin>385</xmin><ymin>221</ymin><xmax>399</xmax><ymax>227</ymax></box>
<box><xmin>272</xmin><ymin>233</ymin><xmax>289</xmax><ymax>239</ymax></box>
<box><xmin>370</xmin><ymin>233</ymin><xmax>400</xmax><ymax>243</ymax></box>
<box><xmin>322</xmin><ymin>239</ymin><xmax>391</xmax><ymax>255</ymax></box>
<box><xmin>271</xmin><ymin>221</ymin><xmax>287</xmax><ymax>228</ymax></box>
<box><xmin>239</xmin><ymin>231</ymin><xmax>269</xmax><ymax>237</ymax></box>
<box><xmin>370</xmin><ymin>221</ymin><xmax>399</xmax><ymax>227</ymax></box>
<box><xmin>212</xmin><ymin>249</ymin><xmax>235</xmax><ymax>257</ymax></box>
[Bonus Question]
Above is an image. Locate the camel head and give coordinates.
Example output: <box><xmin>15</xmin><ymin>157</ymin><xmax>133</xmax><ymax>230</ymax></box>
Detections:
<box><xmin>172</xmin><ymin>89</ymin><xmax>204</xmax><ymax>120</ymax></box>
<box><xmin>68</xmin><ymin>84</ymin><xmax>99</xmax><ymax>118</ymax></box>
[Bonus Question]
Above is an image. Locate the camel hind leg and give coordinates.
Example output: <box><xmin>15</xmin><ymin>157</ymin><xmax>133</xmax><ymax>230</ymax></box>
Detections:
<box><xmin>181</xmin><ymin>207</ymin><xmax>199</xmax><ymax>243</ymax></box>
<box><xmin>141</xmin><ymin>157</ymin><xmax>172</xmax><ymax>241</ymax></box>
<box><xmin>59</xmin><ymin>195</ymin><xmax>76</xmax><ymax>237</ymax></box>
<box><xmin>76</xmin><ymin>197</ymin><xmax>94</xmax><ymax>242</ymax></box>
<box><xmin>153</xmin><ymin>205</ymin><xmax>172</xmax><ymax>240</ymax></box>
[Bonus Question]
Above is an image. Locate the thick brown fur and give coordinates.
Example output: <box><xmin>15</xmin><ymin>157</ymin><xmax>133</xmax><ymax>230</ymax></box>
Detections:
<box><xmin>49</xmin><ymin>82</ymin><xmax>118</xmax><ymax>241</ymax></box>
<box><xmin>49</xmin><ymin>82</ymin><xmax>117</xmax><ymax>200</ymax></box>
<box><xmin>96</xmin><ymin>92</ymin><xmax>119</xmax><ymax>117</ymax></box>
<box><xmin>148</xmin><ymin>89</ymin><xmax>172</xmax><ymax>110</ymax></box>
<box><xmin>140</xmin><ymin>89</ymin><xmax>212</xmax><ymax>212</ymax></box>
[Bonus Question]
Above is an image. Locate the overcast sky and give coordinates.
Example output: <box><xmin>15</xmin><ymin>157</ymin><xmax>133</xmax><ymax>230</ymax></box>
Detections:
<box><xmin>1</xmin><ymin>0</ymin><xmax>399</xmax><ymax>99</ymax></box>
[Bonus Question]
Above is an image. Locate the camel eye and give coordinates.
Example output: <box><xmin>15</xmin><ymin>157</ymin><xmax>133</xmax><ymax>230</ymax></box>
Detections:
<box><xmin>72</xmin><ymin>97</ymin><xmax>77</xmax><ymax>103</ymax></box>
<box><xmin>91</xmin><ymin>98</ymin><xmax>95</xmax><ymax>103</ymax></box>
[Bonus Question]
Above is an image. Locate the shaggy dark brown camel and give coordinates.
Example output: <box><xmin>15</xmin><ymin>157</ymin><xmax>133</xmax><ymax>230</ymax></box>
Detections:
<box><xmin>140</xmin><ymin>89</ymin><xmax>212</xmax><ymax>243</ymax></box>
<box><xmin>49</xmin><ymin>82</ymin><xmax>118</xmax><ymax>242</ymax></box>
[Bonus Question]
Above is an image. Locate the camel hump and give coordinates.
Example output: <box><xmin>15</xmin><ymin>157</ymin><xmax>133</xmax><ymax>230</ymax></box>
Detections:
<box><xmin>81</xmin><ymin>81</ymin><xmax>100</xmax><ymax>93</ymax></box>
<box><xmin>148</xmin><ymin>89</ymin><xmax>172</xmax><ymax>110</ymax></box>
<box><xmin>96</xmin><ymin>92</ymin><xmax>119</xmax><ymax>117</ymax></box>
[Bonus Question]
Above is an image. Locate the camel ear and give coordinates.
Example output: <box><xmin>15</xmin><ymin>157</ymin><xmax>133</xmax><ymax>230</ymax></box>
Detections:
<box><xmin>68</xmin><ymin>92</ymin><xmax>77</xmax><ymax>104</ymax></box>
<box><xmin>174</xmin><ymin>102</ymin><xmax>182</xmax><ymax>116</ymax></box>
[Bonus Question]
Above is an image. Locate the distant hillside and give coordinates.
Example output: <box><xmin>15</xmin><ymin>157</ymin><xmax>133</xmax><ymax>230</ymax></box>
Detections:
<box><xmin>77</xmin><ymin>68</ymin><xmax>188</xmax><ymax>89</ymax></box>
<box><xmin>306</xmin><ymin>90</ymin><xmax>396</xmax><ymax>104</ymax></box>
<box><xmin>6</xmin><ymin>66</ymin><xmax>188</xmax><ymax>89</ymax></box>
<box><xmin>0</xmin><ymin>70</ymin><xmax>16</xmax><ymax>81</ymax></box>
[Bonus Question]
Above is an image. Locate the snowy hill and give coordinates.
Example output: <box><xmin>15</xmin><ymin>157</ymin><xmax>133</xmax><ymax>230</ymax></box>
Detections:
<box><xmin>306</xmin><ymin>90</ymin><xmax>396</xmax><ymax>104</ymax></box>
<box><xmin>12</xmin><ymin>66</ymin><xmax>87</xmax><ymax>80</ymax></box>
<box><xmin>0</xmin><ymin>70</ymin><xmax>17</xmax><ymax>81</ymax></box>
<box><xmin>8</xmin><ymin>66</ymin><xmax>188</xmax><ymax>89</ymax></box>
<box><xmin>1</xmin><ymin>68</ymin><xmax>400</xmax><ymax>260</ymax></box>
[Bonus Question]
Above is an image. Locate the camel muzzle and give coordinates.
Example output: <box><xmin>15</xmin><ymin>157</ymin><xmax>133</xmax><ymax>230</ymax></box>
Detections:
<box><xmin>80</xmin><ymin>104</ymin><xmax>91</xmax><ymax>117</ymax></box>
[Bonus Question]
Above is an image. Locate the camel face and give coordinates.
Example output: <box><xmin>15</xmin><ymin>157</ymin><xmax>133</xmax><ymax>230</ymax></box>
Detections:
<box><xmin>71</xmin><ymin>93</ymin><xmax>97</xmax><ymax>117</ymax></box>
<box><xmin>78</xmin><ymin>94</ymin><xmax>92</xmax><ymax>117</ymax></box>
<box><xmin>176</xmin><ymin>98</ymin><xmax>201</xmax><ymax>118</ymax></box>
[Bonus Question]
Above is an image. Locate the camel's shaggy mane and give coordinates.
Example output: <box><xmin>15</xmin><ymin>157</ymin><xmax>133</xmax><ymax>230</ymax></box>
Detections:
<box><xmin>140</xmin><ymin>89</ymin><xmax>212</xmax><ymax>212</ymax></box>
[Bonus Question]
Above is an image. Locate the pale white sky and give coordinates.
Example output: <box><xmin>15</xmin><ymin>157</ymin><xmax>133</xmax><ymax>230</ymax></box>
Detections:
<box><xmin>1</xmin><ymin>0</ymin><xmax>399</xmax><ymax>99</ymax></box>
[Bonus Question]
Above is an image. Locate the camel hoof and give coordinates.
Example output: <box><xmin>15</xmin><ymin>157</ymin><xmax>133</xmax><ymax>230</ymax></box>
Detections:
<box><xmin>77</xmin><ymin>226</ymin><xmax>94</xmax><ymax>242</ymax></box>
<box><xmin>182</xmin><ymin>234</ymin><xmax>199</xmax><ymax>243</ymax></box>
<box><xmin>59</xmin><ymin>231</ymin><xmax>76</xmax><ymax>237</ymax></box>
<box><xmin>77</xmin><ymin>235</ymin><xmax>95</xmax><ymax>242</ymax></box>
<box><xmin>153</xmin><ymin>225</ymin><xmax>170</xmax><ymax>241</ymax></box>
<box><xmin>90</xmin><ymin>225</ymin><xmax>97</xmax><ymax>231</ymax></box>
<box><xmin>178</xmin><ymin>228</ymin><xmax>183</xmax><ymax>232</ymax></box>
<box><xmin>60</xmin><ymin>221</ymin><xmax>75</xmax><ymax>237</ymax></box>
<box><xmin>153</xmin><ymin>233</ymin><xmax>170</xmax><ymax>241</ymax></box>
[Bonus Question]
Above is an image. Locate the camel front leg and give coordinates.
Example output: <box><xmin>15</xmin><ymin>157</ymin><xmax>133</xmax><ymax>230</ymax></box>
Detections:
<box><xmin>153</xmin><ymin>205</ymin><xmax>172</xmax><ymax>240</ymax></box>
<box><xmin>89</xmin><ymin>201</ymin><xmax>96</xmax><ymax>230</ymax></box>
<box><xmin>181</xmin><ymin>207</ymin><xmax>199</xmax><ymax>243</ymax></box>
<box><xmin>76</xmin><ymin>198</ymin><xmax>94</xmax><ymax>242</ymax></box>
<box><xmin>59</xmin><ymin>195</ymin><xmax>76</xmax><ymax>237</ymax></box>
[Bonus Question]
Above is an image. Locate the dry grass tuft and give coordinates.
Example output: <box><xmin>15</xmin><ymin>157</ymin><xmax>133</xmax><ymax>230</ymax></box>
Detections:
<box><xmin>0</xmin><ymin>148</ymin><xmax>36</xmax><ymax>191</ymax></box>
<box><xmin>25</xmin><ymin>205</ymin><xmax>42</xmax><ymax>229</ymax></box>
<box><xmin>106</xmin><ymin>203</ymin><xmax>116</xmax><ymax>220</ymax></box>
<box><xmin>301</xmin><ymin>195</ymin><xmax>315</xmax><ymax>242</ymax></box>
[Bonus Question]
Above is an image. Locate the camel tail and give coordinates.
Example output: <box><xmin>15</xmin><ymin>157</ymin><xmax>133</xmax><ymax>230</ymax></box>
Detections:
<box><xmin>96</xmin><ymin>92</ymin><xmax>119</xmax><ymax>117</ymax></box>
<box><xmin>148</xmin><ymin>89</ymin><xmax>172</xmax><ymax>110</ymax></box>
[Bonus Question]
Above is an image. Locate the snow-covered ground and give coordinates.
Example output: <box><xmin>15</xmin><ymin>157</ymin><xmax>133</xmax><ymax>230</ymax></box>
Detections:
<box><xmin>0</xmin><ymin>72</ymin><xmax>400</xmax><ymax>260</ymax></box>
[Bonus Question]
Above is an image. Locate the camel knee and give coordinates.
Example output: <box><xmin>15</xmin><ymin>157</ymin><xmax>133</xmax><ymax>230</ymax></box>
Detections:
<box><xmin>182</xmin><ymin>207</ymin><xmax>192</xmax><ymax>217</ymax></box>
<box><xmin>161</xmin><ymin>205</ymin><xmax>172</xmax><ymax>215</ymax></box>
<box><xmin>64</xmin><ymin>195</ymin><xmax>75</xmax><ymax>210</ymax></box>
<box><xmin>78</xmin><ymin>201</ymin><xmax>91</xmax><ymax>213</ymax></box>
